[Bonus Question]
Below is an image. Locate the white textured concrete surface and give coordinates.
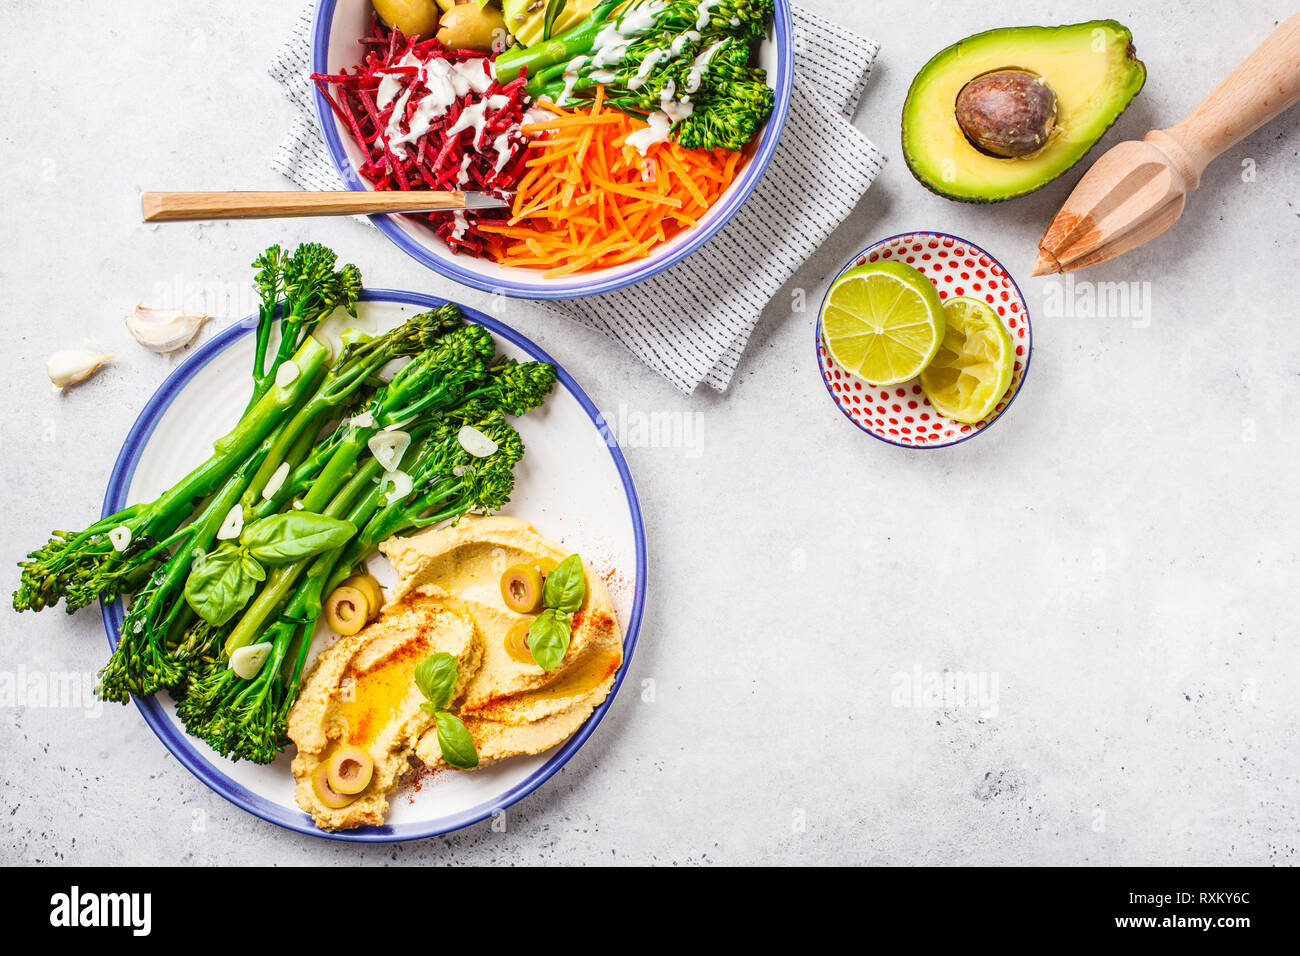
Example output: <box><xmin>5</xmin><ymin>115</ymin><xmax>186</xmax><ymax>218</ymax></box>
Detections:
<box><xmin>1</xmin><ymin>0</ymin><xmax>1297</xmax><ymax>865</ymax></box>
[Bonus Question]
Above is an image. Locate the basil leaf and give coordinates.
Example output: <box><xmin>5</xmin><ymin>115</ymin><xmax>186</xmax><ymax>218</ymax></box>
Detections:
<box><xmin>184</xmin><ymin>544</ymin><xmax>258</xmax><ymax>627</ymax></box>
<box><xmin>240</xmin><ymin>512</ymin><xmax>356</xmax><ymax>565</ymax></box>
<box><xmin>240</xmin><ymin>550</ymin><xmax>267</xmax><ymax>583</ymax></box>
<box><xmin>542</xmin><ymin>554</ymin><xmax>586</xmax><ymax>613</ymax></box>
<box><xmin>435</xmin><ymin>711</ymin><xmax>479</xmax><ymax>769</ymax></box>
<box><xmin>414</xmin><ymin>653</ymin><xmax>458</xmax><ymax>711</ymax></box>
<box><xmin>528</xmin><ymin>608</ymin><xmax>572</xmax><ymax>670</ymax></box>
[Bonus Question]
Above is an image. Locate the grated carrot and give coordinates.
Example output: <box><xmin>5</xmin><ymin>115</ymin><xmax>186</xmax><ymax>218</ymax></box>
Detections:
<box><xmin>489</xmin><ymin>91</ymin><xmax>746</xmax><ymax>278</ymax></box>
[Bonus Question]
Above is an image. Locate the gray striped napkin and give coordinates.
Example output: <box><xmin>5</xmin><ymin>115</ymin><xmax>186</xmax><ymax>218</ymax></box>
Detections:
<box><xmin>271</xmin><ymin>3</ymin><xmax>884</xmax><ymax>393</ymax></box>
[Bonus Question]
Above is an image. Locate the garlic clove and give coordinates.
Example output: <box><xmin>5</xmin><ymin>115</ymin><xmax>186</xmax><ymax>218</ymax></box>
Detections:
<box><xmin>125</xmin><ymin>306</ymin><xmax>211</xmax><ymax>354</ymax></box>
<box><xmin>458</xmin><ymin>425</ymin><xmax>498</xmax><ymax>458</ymax></box>
<box><xmin>382</xmin><ymin>470</ymin><xmax>413</xmax><ymax>504</ymax></box>
<box><xmin>46</xmin><ymin>349</ymin><xmax>112</xmax><ymax>390</ymax></box>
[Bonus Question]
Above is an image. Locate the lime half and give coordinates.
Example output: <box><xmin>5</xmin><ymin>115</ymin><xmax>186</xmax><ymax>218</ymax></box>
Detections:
<box><xmin>820</xmin><ymin>261</ymin><xmax>946</xmax><ymax>386</ymax></box>
<box><xmin>919</xmin><ymin>296</ymin><xmax>1015</xmax><ymax>424</ymax></box>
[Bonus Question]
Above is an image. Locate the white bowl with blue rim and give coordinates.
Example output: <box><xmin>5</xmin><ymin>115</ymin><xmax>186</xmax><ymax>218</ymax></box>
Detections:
<box><xmin>101</xmin><ymin>291</ymin><xmax>647</xmax><ymax>841</ymax></box>
<box><xmin>311</xmin><ymin>0</ymin><xmax>794</xmax><ymax>299</ymax></box>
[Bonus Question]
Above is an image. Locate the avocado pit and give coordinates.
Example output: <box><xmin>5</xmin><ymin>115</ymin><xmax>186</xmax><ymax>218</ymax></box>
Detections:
<box><xmin>955</xmin><ymin>69</ymin><xmax>1058</xmax><ymax>159</ymax></box>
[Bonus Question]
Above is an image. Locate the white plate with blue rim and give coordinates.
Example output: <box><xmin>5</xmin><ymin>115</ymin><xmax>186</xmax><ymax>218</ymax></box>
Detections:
<box><xmin>100</xmin><ymin>289</ymin><xmax>647</xmax><ymax>841</ymax></box>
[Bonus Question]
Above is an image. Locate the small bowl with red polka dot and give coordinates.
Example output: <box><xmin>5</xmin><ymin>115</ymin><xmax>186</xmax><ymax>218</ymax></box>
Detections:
<box><xmin>815</xmin><ymin>231</ymin><xmax>1032</xmax><ymax>449</ymax></box>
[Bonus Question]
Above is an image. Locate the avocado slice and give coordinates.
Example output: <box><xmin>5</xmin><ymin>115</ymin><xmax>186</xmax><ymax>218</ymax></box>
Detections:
<box><xmin>902</xmin><ymin>20</ymin><xmax>1146</xmax><ymax>203</ymax></box>
<box><xmin>502</xmin><ymin>0</ymin><xmax>601</xmax><ymax>48</ymax></box>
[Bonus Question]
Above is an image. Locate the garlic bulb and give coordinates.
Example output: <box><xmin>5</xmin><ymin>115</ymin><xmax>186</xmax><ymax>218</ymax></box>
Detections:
<box><xmin>46</xmin><ymin>349</ymin><xmax>112</xmax><ymax>389</ymax></box>
<box><xmin>125</xmin><ymin>307</ymin><xmax>211</xmax><ymax>353</ymax></box>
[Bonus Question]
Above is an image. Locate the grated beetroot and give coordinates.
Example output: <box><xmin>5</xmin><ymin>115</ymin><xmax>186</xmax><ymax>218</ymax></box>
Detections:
<box><xmin>312</xmin><ymin>15</ymin><xmax>530</xmax><ymax>259</ymax></box>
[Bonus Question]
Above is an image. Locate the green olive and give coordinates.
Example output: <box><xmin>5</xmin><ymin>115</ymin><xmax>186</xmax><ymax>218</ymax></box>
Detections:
<box><xmin>532</xmin><ymin>556</ymin><xmax>559</xmax><ymax>576</ymax></box>
<box><xmin>500</xmin><ymin>563</ymin><xmax>544</xmax><ymax>614</ymax></box>
<box><xmin>504</xmin><ymin>617</ymin><xmax>536</xmax><ymax>664</ymax></box>
<box><xmin>312</xmin><ymin>762</ymin><xmax>357</xmax><ymax>809</ymax></box>
<box><xmin>436</xmin><ymin>1</ymin><xmax>507</xmax><ymax>52</ymax></box>
<box><xmin>341</xmin><ymin>573</ymin><xmax>384</xmax><ymax>621</ymax></box>
<box><xmin>325</xmin><ymin>585</ymin><xmax>369</xmax><ymax>635</ymax></box>
<box><xmin>326</xmin><ymin>745</ymin><xmax>374</xmax><ymax>795</ymax></box>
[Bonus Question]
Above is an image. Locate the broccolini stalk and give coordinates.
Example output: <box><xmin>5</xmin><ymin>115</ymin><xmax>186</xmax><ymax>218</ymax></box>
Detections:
<box><xmin>179</xmin><ymin>469</ymin><xmax>392</xmax><ymax>762</ymax></box>
<box><xmin>670</xmin><ymin>74</ymin><xmax>775</xmax><ymax>151</ymax></box>
<box><xmin>497</xmin><ymin>0</ymin><xmax>771</xmax><ymax>81</ymax></box>
<box><xmin>181</xmin><ymin>414</ymin><xmax>525</xmax><ymax>764</ymax></box>
<box><xmin>216</xmin><ymin>326</ymin><xmax>491</xmax><ymax>660</ymax></box>
<box><xmin>95</xmin><ymin>433</ymin><xmax>282</xmax><ymax>703</ymax></box>
<box><xmin>232</xmin><ymin>306</ymin><xmax>467</xmax><ymax>523</ymax></box>
<box><xmin>246</xmin><ymin>243</ymin><xmax>363</xmax><ymax>412</ymax></box>
<box><xmin>493</xmin><ymin>0</ymin><xmax>621</xmax><ymax>79</ymax></box>
<box><xmin>520</xmin><ymin>1</ymin><xmax>776</xmax><ymax>151</ymax></box>
<box><xmin>14</xmin><ymin>335</ymin><xmax>332</xmax><ymax>615</ymax></box>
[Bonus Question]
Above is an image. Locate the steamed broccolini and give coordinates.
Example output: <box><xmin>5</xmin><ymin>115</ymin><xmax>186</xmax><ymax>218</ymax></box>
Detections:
<box><xmin>498</xmin><ymin>0</ymin><xmax>776</xmax><ymax>152</ymax></box>
<box><xmin>14</xmin><ymin>244</ymin><xmax>558</xmax><ymax>768</ymax></box>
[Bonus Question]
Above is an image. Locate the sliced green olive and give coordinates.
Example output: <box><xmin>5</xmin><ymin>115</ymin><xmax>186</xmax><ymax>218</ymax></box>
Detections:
<box><xmin>500</xmin><ymin>563</ymin><xmax>544</xmax><ymax>614</ymax></box>
<box><xmin>532</xmin><ymin>556</ymin><xmax>559</xmax><ymax>577</ymax></box>
<box><xmin>504</xmin><ymin>618</ymin><xmax>536</xmax><ymax>664</ymax></box>
<box><xmin>325</xmin><ymin>585</ymin><xmax>369</xmax><ymax>635</ymax></box>
<box><xmin>341</xmin><ymin>573</ymin><xmax>384</xmax><ymax>621</ymax></box>
<box><xmin>312</xmin><ymin>762</ymin><xmax>357</xmax><ymax>809</ymax></box>
<box><xmin>326</xmin><ymin>745</ymin><xmax>374</xmax><ymax>795</ymax></box>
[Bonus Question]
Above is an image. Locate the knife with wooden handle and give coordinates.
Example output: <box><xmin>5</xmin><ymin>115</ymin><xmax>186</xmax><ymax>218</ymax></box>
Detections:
<box><xmin>141</xmin><ymin>190</ymin><xmax>510</xmax><ymax>222</ymax></box>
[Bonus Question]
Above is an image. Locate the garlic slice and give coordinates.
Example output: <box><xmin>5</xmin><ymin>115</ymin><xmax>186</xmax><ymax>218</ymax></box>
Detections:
<box><xmin>262</xmin><ymin>462</ymin><xmax>290</xmax><ymax>500</ymax></box>
<box><xmin>458</xmin><ymin>425</ymin><xmax>498</xmax><ymax>458</ymax></box>
<box><xmin>275</xmin><ymin>360</ymin><xmax>300</xmax><ymax>388</ymax></box>
<box><xmin>368</xmin><ymin>430</ymin><xmax>411</xmax><ymax>473</ymax></box>
<box><xmin>376</xmin><ymin>357</ymin><xmax>410</xmax><ymax>383</ymax></box>
<box><xmin>382</xmin><ymin>470</ymin><xmax>413</xmax><ymax>504</ymax></box>
<box><xmin>228</xmin><ymin>642</ymin><xmax>273</xmax><ymax>680</ymax></box>
<box><xmin>124</xmin><ymin>307</ymin><xmax>211</xmax><ymax>354</ymax></box>
<box><xmin>216</xmin><ymin>504</ymin><xmax>244</xmax><ymax>540</ymax></box>
<box><xmin>46</xmin><ymin>349</ymin><xmax>111</xmax><ymax>389</ymax></box>
<box><xmin>108</xmin><ymin>526</ymin><xmax>132</xmax><ymax>552</ymax></box>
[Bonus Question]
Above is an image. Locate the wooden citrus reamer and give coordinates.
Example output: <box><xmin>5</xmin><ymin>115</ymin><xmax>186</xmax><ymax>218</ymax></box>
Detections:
<box><xmin>1034</xmin><ymin>13</ymin><xmax>1300</xmax><ymax>275</ymax></box>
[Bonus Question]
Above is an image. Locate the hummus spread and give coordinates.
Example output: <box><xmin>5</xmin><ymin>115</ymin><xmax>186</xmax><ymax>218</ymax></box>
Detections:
<box><xmin>288</xmin><ymin>514</ymin><xmax>623</xmax><ymax>830</ymax></box>
<box><xmin>287</xmin><ymin>601</ymin><xmax>479</xmax><ymax>830</ymax></box>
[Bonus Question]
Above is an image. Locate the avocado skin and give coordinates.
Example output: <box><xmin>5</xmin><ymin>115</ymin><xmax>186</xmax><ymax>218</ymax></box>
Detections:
<box><xmin>901</xmin><ymin>20</ymin><xmax>1147</xmax><ymax>204</ymax></box>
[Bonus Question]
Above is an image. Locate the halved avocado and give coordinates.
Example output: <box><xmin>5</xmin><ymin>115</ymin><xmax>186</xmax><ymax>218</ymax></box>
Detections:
<box><xmin>902</xmin><ymin>20</ymin><xmax>1146</xmax><ymax>203</ymax></box>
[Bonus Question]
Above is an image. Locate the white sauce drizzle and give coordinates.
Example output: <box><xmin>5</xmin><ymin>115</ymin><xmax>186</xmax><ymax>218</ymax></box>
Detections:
<box><xmin>492</xmin><ymin>131</ymin><xmax>516</xmax><ymax>173</ymax></box>
<box><xmin>589</xmin><ymin>0</ymin><xmax>668</xmax><ymax>68</ymax></box>
<box><xmin>671</xmin><ymin>30</ymin><xmax>700</xmax><ymax>56</ymax></box>
<box><xmin>686</xmin><ymin>39</ymin><xmax>727</xmax><ymax>94</ymax></box>
<box><xmin>557</xmin><ymin>55</ymin><xmax>589</xmax><ymax>105</ymax></box>
<box><xmin>628</xmin><ymin>48</ymin><xmax>667</xmax><ymax>90</ymax></box>
<box><xmin>446</xmin><ymin>100</ymin><xmax>489</xmax><ymax>147</ymax></box>
<box><xmin>379</xmin><ymin>55</ymin><xmax>494</xmax><ymax>158</ymax></box>
<box><xmin>626</xmin><ymin>78</ymin><xmax>696</xmax><ymax>157</ymax></box>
